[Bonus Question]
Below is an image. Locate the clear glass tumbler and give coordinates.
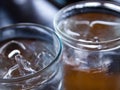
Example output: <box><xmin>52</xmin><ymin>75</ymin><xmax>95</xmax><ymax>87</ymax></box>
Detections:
<box><xmin>54</xmin><ymin>1</ymin><xmax>120</xmax><ymax>90</ymax></box>
<box><xmin>0</xmin><ymin>23</ymin><xmax>63</xmax><ymax>90</ymax></box>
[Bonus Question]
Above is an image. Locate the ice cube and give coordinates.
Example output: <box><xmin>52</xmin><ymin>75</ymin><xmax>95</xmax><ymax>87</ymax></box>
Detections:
<box><xmin>0</xmin><ymin>40</ymin><xmax>26</xmax><ymax>56</ymax></box>
<box><xmin>0</xmin><ymin>40</ymin><xmax>54</xmax><ymax>79</ymax></box>
<box><xmin>34</xmin><ymin>51</ymin><xmax>53</xmax><ymax>70</ymax></box>
<box><xmin>15</xmin><ymin>54</ymin><xmax>36</xmax><ymax>76</ymax></box>
<box><xmin>3</xmin><ymin>64</ymin><xmax>18</xmax><ymax>79</ymax></box>
<box><xmin>0</xmin><ymin>40</ymin><xmax>36</xmax><ymax>78</ymax></box>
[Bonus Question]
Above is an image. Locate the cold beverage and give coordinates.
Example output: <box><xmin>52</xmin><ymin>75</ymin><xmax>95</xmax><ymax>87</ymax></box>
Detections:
<box><xmin>0</xmin><ymin>23</ymin><xmax>63</xmax><ymax>90</ymax></box>
<box><xmin>58</xmin><ymin>12</ymin><xmax>120</xmax><ymax>90</ymax></box>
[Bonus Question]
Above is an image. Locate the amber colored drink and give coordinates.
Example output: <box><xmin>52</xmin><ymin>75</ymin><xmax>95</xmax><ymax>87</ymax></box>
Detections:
<box><xmin>58</xmin><ymin>13</ymin><xmax>120</xmax><ymax>90</ymax></box>
<box><xmin>64</xmin><ymin>65</ymin><xmax>120</xmax><ymax>90</ymax></box>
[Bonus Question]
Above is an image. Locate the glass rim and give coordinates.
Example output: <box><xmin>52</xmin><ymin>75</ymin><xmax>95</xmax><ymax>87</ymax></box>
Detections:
<box><xmin>0</xmin><ymin>23</ymin><xmax>62</xmax><ymax>83</ymax></box>
<box><xmin>54</xmin><ymin>0</ymin><xmax>120</xmax><ymax>46</ymax></box>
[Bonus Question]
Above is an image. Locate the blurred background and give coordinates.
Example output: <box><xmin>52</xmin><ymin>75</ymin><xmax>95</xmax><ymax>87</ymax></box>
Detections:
<box><xmin>0</xmin><ymin>0</ymin><xmax>119</xmax><ymax>28</ymax></box>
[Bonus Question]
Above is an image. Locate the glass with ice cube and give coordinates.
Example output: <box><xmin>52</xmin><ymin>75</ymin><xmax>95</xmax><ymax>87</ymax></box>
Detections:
<box><xmin>0</xmin><ymin>23</ymin><xmax>63</xmax><ymax>90</ymax></box>
<box><xmin>54</xmin><ymin>1</ymin><xmax>120</xmax><ymax>90</ymax></box>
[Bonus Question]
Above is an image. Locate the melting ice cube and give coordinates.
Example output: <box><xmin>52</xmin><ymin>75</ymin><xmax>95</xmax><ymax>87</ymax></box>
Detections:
<box><xmin>0</xmin><ymin>40</ymin><xmax>36</xmax><ymax>79</ymax></box>
<box><xmin>0</xmin><ymin>40</ymin><xmax>54</xmax><ymax>79</ymax></box>
<box><xmin>15</xmin><ymin>54</ymin><xmax>36</xmax><ymax>76</ymax></box>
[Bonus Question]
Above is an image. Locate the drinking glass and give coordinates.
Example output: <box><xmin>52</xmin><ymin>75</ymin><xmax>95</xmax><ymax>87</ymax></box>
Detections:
<box><xmin>54</xmin><ymin>1</ymin><xmax>120</xmax><ymax>90</ymax></box>
<box><xmin>0</xmin><ymin>23</ymin><xmax>63</xmax><ymax>90</ymax></box>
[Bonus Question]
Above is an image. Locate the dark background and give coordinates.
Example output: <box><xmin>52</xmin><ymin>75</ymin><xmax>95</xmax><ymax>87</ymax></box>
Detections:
<box><xmin>0</xmin><ymin>0</ymin><xmax>119</xmax><ymax>28</ymax></box>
